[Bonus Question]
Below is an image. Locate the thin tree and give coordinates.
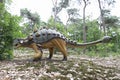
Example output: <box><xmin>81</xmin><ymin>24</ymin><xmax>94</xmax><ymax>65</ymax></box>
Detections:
<box><xmin>98</xmin><ymin>0</ymin><xmax>115</xmax><ymax>35</ymax></box>
<box><xmin>80</xmin><ymin>0</ymin><xmax>89</xmax><ymax>53</ymax></box>
<box><xmin>52</xmin><ymin>0</ymin><xmax>57</xmax><ymax>28</ymax></box>
<box><xmin>52</xmin><ymin>0</ymin><xmax>69</xmax><ymax>28</ymax></box>
<box><xmin>98</xmin><ymin>0</ymin><xmax>106</xmax><ymax>35</ymax></box>
<box><xmin>83</xmin><ymin>0</ymin><xmax>87</xmax><ymax>43</ymax></box>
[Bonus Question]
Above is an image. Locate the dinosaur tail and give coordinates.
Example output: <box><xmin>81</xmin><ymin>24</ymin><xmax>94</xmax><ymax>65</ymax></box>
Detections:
<box><xmin>66</xmin><ymin>36</ymin><xmax>111</xmax><ymax>48</ymax></box>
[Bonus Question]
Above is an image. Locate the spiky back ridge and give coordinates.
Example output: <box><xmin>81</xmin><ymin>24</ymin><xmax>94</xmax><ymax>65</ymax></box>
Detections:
<box><xmin>31</xmin><ymin>27</ymin><xmax>76</xmax><ymax>44</ymax></box>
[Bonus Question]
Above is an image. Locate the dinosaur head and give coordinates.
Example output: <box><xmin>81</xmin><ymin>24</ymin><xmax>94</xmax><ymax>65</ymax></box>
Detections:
<box><xmin>13</xmin><ymin>39</ymin><xmax>29</xmax><ymax>48</ymax></box>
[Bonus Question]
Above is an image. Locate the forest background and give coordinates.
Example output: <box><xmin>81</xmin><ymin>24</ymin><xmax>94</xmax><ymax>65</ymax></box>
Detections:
<box><xmin>0</xmin><ymin>0</ymin><xmax>120</xmax><ymax>60</ymax></box>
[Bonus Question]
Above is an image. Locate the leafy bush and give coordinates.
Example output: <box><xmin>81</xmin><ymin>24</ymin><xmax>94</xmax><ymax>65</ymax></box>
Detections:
<box><xmin>0</xmin><ymin>3</ymin><xmax>23</xmax><ymax>60</ymax></box>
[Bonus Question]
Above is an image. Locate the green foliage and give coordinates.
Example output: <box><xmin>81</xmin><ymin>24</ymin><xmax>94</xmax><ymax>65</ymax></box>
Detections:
<box><xmin>86</xmin><ymin>20</ymin><xmax>103</xmax><ymax>51</ymax></box>
<box><xmin>0</xmin><ymin>3</ymin><xmax>23</xmax><ymax>60</ymax></box>
<box><xmin>20</xmin><ymin>8</ymin><xmax>41</xmax><ymax>36</ymax></box>
<box><xmin>52</xmin><ymin>0</ymin><xmax>69</xmax><ymax>15</ymax></box>
<box><xmin>65</xmin><ymin>18</ymin><xmax>83</xmax><ymax>41</ymax></box>
<box><xmin>47</xmin><ymin>16</ymin><xmax>66</xmax><ymax>35</ymax></box>
<box><xmin>20</xmin><ymin>8</ymin><xmax>40</xmax><ymax>26</ymax></box>
<box><xmin>105</xmin><ymin>16</ymin><xmax>120</xmax><ymax>29</ymax></box>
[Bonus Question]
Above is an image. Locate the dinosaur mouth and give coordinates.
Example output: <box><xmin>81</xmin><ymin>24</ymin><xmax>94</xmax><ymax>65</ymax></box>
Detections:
<box><xmin>14</xmin><ymin>43</ymin><xmax>21</xmax><ymax>48</ymax></box>
<box><xmin>15</xmin><ymin>44</ymin><xmax>18</xmax><ymax>46</ymax></box>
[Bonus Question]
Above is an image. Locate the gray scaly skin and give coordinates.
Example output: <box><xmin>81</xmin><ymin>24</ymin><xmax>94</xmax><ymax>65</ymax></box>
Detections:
<box><xmin>32</xmin><ymin>28</ymin><xmax>66</xmax><ymax>44</ymax></box>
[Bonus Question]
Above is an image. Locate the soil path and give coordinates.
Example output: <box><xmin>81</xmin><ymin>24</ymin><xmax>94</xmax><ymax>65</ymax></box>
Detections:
<box><xmin>0</xmin><ymin>50</ymin><xmax>120</xmax><ymax>80</ymax></box>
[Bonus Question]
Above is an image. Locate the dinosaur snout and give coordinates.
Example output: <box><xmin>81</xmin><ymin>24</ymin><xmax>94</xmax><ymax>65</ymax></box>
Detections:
<box><xmin>13</xmin><ymin>39</ymin><xmax>22</xmax><ymax>48</ymax></box>
<box><xmin>14</xmin><ymin>43</ymin><xmax>21</xmax><ymax>48</ymax></box>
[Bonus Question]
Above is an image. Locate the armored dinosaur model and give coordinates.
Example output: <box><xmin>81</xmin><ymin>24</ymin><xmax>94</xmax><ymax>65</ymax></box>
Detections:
<box><xmin>14</xmin><ymin>27</ymin><xmax>111</xmax><ymax>61</ymax></box>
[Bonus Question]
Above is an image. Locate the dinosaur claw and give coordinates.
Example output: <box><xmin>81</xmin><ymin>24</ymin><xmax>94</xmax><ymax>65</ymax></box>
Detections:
<box><xmin>62</xmin><ymin>57</ymin><xmax>67</xmax><ymax>61</ymax></box>
<box><xmin>46</xmin><ymin>57</ymin><xmax>52</xmax><ymax>60</ymax></box>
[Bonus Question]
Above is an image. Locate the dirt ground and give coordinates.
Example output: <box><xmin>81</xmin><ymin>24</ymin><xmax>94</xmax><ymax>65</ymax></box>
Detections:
<box><xmin>0</xmin><ymin>49</ymin><xmax>120</xmax><ymax>80</ymax></box>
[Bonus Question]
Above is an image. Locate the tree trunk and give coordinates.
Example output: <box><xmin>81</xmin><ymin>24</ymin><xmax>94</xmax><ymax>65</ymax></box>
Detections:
<box><xmin>82</xmin><ymin>0</ymin><xmax>87</xmax><ymax>54</ymax></box>
<box><xmin>98</xmin><ymin>0</ymin><xmax>106</xmax><ymax>35</ymax></box>
<box><xmin>52</xmin><ymin>0</ymin><xmax>57</xmax><ymax>28</ymax></box>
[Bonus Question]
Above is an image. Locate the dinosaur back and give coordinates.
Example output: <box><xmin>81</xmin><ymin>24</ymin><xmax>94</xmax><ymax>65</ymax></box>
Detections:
<box><xmin>32</xmin><ymin>28</ymin><xmax>66</xmax><ymax>44</ymax></box>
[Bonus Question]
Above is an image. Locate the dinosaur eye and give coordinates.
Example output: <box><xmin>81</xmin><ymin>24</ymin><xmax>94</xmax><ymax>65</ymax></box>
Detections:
<box><xmin>20</xmin><ymin>40</ymin><xmax>23</xmax><ymax>43</ymax></box>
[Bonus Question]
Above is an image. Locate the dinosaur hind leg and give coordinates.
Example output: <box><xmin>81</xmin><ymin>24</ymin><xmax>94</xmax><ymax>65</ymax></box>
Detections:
<box><xmin>60</xmin><ymin>46</ymin><xmax>67</xmax><ymax>61</ymax></box>
<box><xmin>53</xmin><ymin>39</ymin><xmax>67</xmax><ymax>61</ymax></box>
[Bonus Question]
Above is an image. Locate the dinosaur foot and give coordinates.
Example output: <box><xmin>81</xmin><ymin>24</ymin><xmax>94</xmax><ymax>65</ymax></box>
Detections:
<box><xmin>62</xmin><ymin>57</ymin><xmax>67</xmax><ymax>61</ymax></box>
<box><xmin>46</xmin><ymin>57</ymin><xmax>52</xmax><ymax>61</ymax></box>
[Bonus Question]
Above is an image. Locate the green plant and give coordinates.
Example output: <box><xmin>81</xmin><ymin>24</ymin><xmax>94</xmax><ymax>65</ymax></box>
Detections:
<box><xmin>0</xmin><ymin>3</ymin><xmax>23</xmax><ymax>60</ymax></box>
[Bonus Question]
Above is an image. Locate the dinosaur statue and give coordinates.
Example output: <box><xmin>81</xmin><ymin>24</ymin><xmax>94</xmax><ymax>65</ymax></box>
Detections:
<box><xmin>14</xmin><ymin>27</ymin><xmax>112</xmax><ymax>61</ymax></box>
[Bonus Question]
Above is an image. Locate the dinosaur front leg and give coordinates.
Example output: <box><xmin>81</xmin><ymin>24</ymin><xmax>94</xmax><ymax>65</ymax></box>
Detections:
<box><xmin>30</xmin><ymin>43</ymin><xmax>43</xmax><ymax>61</ymax></box>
